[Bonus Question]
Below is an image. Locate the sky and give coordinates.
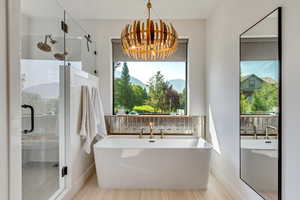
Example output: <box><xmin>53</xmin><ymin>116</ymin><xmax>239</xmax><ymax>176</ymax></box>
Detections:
<box><xmin>115</xmin><ymin>62</ymin><xmax>186</xmax><ymax>84</ymax></box>
<box><xmin>240</xmin><ymin>60</ymin><xmax>279</xmax><ymax>81</ymax></box>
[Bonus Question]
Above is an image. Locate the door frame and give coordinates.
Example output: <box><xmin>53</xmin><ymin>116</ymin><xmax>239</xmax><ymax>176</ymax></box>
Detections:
<box><xmin>7</xmin><ymin>0</ymin><xmax>22</xmax><ymax>199</ymax></box>
<box><xmin>0</xmin><ymin>0</ymin><xmax>9</xmax><ymax>198</ymax></box>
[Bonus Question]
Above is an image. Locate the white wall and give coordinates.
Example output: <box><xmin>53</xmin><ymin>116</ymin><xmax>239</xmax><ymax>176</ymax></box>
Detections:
<box><xmin>80</xmin><ymin>19</ymin><xmax>206</xmax><ymax>115</ymax></box>
<box><xmin>206</xmin><ymin>1</ymin><xmax>300</xmax><ymax>199</ymax></box>
<box><xmin>0</xmin><ymin>0</ymin><xmax>9</xmax><ymax>199</ymax></box>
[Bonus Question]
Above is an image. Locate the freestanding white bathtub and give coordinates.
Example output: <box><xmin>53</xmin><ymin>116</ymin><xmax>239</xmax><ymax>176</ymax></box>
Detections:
<box><xmin>94</xmin><ymin>136</ymin><xmax>212</xmax><ymax>189</ymax></box>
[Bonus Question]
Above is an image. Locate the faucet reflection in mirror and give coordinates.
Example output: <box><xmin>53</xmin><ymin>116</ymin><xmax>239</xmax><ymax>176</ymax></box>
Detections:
<box><xmin>240</xmin><ymin>114</ymin><xmax>278</xmax><ymax>140</ymax></box>
<box><xmin>105</xmin><ymin>115</ymin><xmax>206</xmax><ymax>138</ymax></box>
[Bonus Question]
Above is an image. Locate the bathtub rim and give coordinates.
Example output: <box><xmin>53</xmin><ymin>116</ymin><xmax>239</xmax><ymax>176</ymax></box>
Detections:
<box><xmin>94</xmin><ymin>135</ymin><xmax>212</xmax><ymax>150</ymax></box>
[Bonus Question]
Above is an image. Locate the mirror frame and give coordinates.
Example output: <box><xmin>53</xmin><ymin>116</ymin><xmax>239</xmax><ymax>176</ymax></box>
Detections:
<box><xmin>239</xmin><ymin>7</ymin><xmax>282</xmax><ymax>200</ymax></box>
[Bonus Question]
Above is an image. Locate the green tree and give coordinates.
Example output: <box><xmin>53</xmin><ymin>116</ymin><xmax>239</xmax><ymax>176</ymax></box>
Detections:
<box><xmin>114</xmin><ymin>78</ymin><xmax>122</xmax><ymax>110</ymax></box>
<box><xmin>252</xmin><ymin>83</ymin><xmax>279</xmax><ymax>113</ymax></box>
<box><xmin>132</xmin><ymin>84</ymin><xmax>147</xmax><ymax>106</ymax></box>
<box><xmin>179</xmin><ymin>88</ymin><xmax>186</xmax><ymax>110</ymax></box>
<box><xmin>116</xmin><ymin>62</ymin><xmax>134</xmax><ymax>110</ymax></box>
<box><xmin>165</xmin><ymin>86</ymin><xmax>180</xmax><ymax>112</ymax></box>
<box><xmin>240</xmin><ymin>94</ymin><xmax>252</xmax><ymax>114</ymax></box>
<box><xmin>113</xmin><ymin>62</ymin><xmax>122</xmax><ymax>111</ymax></box>
<box><xmin>147</xmin><ymin>71</ymin><xmax>169</xmax><ymax>112</ymax></box>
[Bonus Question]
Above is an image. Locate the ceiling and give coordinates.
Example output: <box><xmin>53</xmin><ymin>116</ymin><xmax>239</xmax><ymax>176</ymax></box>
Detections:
<box><xmin>22</xmin><ymin>0</ymin><xmax>220</xmax><ymax>20</ymax></box>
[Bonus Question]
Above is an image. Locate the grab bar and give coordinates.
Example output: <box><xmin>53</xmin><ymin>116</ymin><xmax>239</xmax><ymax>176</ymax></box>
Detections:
<box><xmin>22</xmin><ymin>104</ymin><xmax>35</xmax><ymax>134</ymax></box>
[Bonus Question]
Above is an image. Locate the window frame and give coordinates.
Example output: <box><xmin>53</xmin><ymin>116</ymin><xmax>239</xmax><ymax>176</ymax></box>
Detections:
<box><xmin>112</xmin><ymin>38</ymin><xmax>189</xmax><ymax>116</ymax></box>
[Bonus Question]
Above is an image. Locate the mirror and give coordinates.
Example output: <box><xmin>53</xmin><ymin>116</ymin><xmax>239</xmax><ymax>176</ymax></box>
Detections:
<box><xmin>240</xmin><ymin>7</ymin><xmax>282</xmax><ymax>200</ymax></box>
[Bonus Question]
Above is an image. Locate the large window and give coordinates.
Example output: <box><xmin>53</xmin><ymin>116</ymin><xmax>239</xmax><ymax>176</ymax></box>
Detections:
<box><xmin>112</xmin><ymin>39</ymin><xmax>188</xmax><ymax>115</ymax></box>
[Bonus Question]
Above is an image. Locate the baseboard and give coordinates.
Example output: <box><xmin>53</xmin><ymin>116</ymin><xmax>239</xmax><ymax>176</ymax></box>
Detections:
<box><xmin>62</xmin><ymin>163</ymin><xmax>96</xmax><ymax>200</ymax></box>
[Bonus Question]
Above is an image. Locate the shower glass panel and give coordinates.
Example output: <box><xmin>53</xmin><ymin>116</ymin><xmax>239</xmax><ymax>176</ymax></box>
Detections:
<box><xmin>65</xmin><ymin>11</ymin><xmax>97</xmax><ymax>75</ymax></box>
<box><xmin>21</xmin><ymin>0</ymin><xmax>65</xmax><ymax>199</ymax></box>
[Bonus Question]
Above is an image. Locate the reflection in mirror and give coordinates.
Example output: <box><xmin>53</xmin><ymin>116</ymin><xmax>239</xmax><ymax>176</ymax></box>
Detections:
<box><xmin>240</xmin><ymin>8</ymin><xmax>281</xmax><ymax>200</ymax></box>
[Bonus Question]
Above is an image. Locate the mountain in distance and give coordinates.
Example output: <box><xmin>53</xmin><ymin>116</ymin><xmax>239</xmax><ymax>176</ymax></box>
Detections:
<box><xmin>115</xmin><ymin>71</ymin><xmax>185</xmax><ymax>93</ymax></box>
<box><xmin>115</xmin><ymin>71</ymin><xmax>146</xmax><ymax>88</ymax></box>
<box><xmin>24</xmin><ymin>83</ymin><xmax>59</xmax><ymax>99</ymax></box>
<box><xmin>168</xmin><ymin>79</ymin><xmax>185</xmax><ymax>93</ymax></box>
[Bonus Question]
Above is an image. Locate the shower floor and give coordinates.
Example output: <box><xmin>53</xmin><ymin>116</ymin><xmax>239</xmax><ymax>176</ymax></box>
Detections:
<box><xmin>22</xmin><ymin>162</ymin><xmax>59</xmax><ymax>200</ymax></box>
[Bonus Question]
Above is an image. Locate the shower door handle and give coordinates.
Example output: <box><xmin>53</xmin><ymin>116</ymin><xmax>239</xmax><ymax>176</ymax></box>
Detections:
<box><xmin>22</xmin><ymin>104</ymin><xmax>35</xmax><ymax>134</ymax></box>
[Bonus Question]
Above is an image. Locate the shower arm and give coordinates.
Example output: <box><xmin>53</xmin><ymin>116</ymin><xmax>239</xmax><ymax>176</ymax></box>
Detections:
<box><xmin>85</xmin><ymin>34</ymin><xmax>92</xmax><ymax>52</ymax></box>
<box><xmin>44</xmin><ymin>35</ymin><xmax>49</xmax><ymax>44</ymax></box>
<box><xmin>45</xmin><ymin>34</ymin><xmax>56</xmax><ymax>44</ymax></box>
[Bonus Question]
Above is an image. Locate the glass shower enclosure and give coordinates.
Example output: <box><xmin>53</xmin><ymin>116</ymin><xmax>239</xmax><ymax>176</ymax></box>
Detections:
<box><xmin>20</xmin><ymin>0</ymin><xmax>96</xmax><ymax>199</ymax></box>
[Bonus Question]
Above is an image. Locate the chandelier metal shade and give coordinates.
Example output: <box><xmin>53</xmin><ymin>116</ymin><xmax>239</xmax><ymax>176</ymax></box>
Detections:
<box><xmin>121</xmin><ymin>0</ymin><xmax>178</xmax><ymax>60</ymax></box>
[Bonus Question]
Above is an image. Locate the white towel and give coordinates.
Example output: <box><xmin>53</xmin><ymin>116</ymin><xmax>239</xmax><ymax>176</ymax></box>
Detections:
<box><xmin>79</xmin><ymin>86</ymin><xmax>97</xmax><ymax>154</ymax></box>
<box><xmin>91</xmin><ymin>87</ymin><xmax>107</xmax><ymax>137</ymax></box>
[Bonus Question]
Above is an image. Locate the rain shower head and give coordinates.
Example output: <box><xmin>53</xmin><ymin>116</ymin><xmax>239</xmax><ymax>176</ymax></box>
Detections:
<box><xmin>54</xmin><ymin>51</ymin><xmax>68</xmax><ymax>61</ymax></box>
<box><xmin>37</xmin><ymin>35</ymin><xmax>57</xmax><ymax>52</ymax></box>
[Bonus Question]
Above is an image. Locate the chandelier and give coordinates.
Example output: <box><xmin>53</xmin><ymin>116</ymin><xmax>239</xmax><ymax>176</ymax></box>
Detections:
<box><xmin>121</xmin><ymin>0</ymin><xmax>178</xmax><ymax>60</ymax></box>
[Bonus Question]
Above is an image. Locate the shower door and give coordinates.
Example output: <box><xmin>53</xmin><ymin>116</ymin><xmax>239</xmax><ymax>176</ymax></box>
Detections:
<box><xmin>20</xmin><ymin>1</ymin><xmax>67</xmax><ymax>199</ymax></box>
<box><xmin>21</xmin><ymin>61</ymin><xmax>66</xmax><ymax>200</ymax></box>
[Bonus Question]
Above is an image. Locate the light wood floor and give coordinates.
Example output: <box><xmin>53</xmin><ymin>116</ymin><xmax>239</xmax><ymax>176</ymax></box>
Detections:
<box><xmin>74</xmin><ymin>174</ymin><xmax>234</xmax><ymax>200</ymax></box>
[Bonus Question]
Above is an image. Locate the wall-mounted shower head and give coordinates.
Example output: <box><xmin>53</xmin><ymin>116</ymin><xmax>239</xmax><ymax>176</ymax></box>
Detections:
<box><xmin>37</xmin><ymin>35</ymin><xmax>57</xmax><ymax>52</ymax></box>
<box><xmin>54</xmin><ymin>51</ymin><xmax>68</xmax><ymax>61</ymax></box>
